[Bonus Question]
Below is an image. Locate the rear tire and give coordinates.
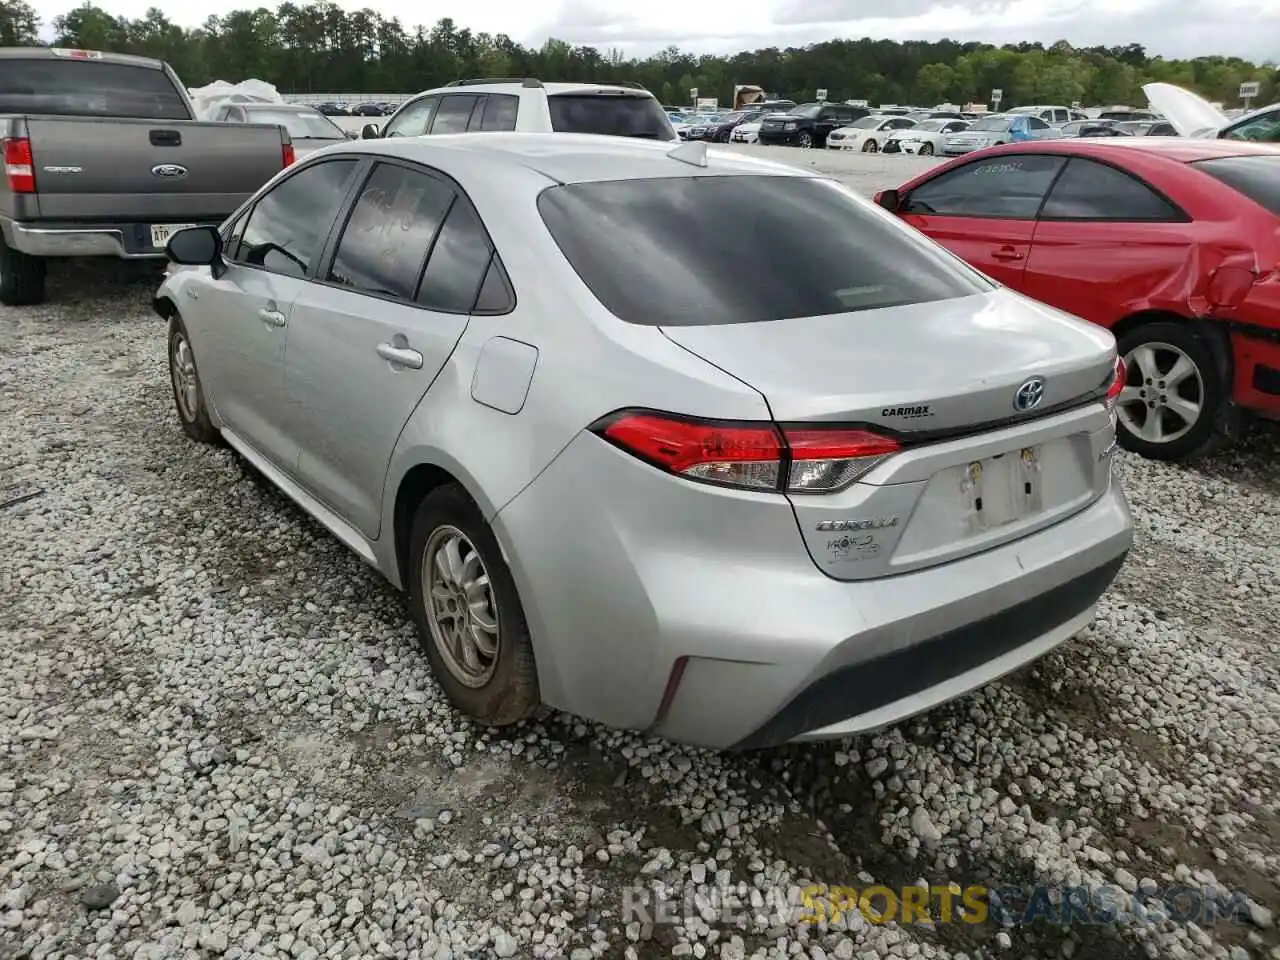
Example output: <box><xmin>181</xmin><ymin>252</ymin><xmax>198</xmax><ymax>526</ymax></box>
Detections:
<box><xmin>1114</xmin><ymin>320</ymin><xmax>1227</xmax><ymax>461</ymax></box>
<box><xmin>0</xmin><ymin>236</ymin><xmax>47</xmax><ymax>306</ymax></box>
<box><xmin>407</xmin><ymin>484</ymin><xmax>540</xmax><ymax>728</ymax></box>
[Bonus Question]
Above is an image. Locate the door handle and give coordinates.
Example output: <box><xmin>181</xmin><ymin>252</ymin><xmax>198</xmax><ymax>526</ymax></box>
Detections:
<box><xmin>991</xmin><ymin>247</ymin><xmax>1025</xmax><ymax>262</ymax></box>
<box><xmin>376</xmin><ymin>341</ymin><xmax>423</xmax><ymax>369</ymax></box>
<box><xmin>258</xmin><ymin>307</ymin><xmax>287</xmax><ymax>327</ymax></box>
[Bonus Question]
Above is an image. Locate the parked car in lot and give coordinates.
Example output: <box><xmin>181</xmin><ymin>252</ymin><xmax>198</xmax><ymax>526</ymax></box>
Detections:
<box><xmin>884</xmin><ymin>117</ymin><xmax>970</xmax><ymax>155</ymax></box>
<box><xmin>1060</xmin><ymin>119</ymin><xmax>1120</xmax><ymax>138</ymax></box>
<box><xmin>1007</xmin><ymin>104</ymin><xmax>1087</xmax><ymax>126</ymax></box>
<box><xmin>154</xmin><ymin>133</ymin><xmax>1132</xmax><ymax>749</ymax></box>
<box><xmin>361</xmin><ymin>79</ymin><xmax>675</xmax><ymax>142</ymax></box>
<box><xmin>730</xmin><ymin>119</ymin><xmax>762</xmax><ymax>143</ymax></box>
<box><xmin>877</xmin><ymin>138</ymin><xmax>1280</xmax><ymax>460</ymax></box>
<box><xmin>213</xmin><ymin>102</ymin><xmax>356</xmax><ymax>156</ymax></box>
<box><xmin>1145</xmin><ymin>83</ymin><xmax>1280</xmax><ymax>142</ymax></box>
<box><xmin>0</xmin><ymin>46</ymin><xmax>296</xmax><ymax>306</ymax></box>
<box><xmin>943</xmin><ymin>113</ymin><xmax>1061</xmax><ymax>155</ymax></box>
<box><xmin>757</xmin><ymin>101</ymin><xmax>868</xmax><ymax>148</ymax></box>
<box><xmin>826</xmin><ymin>114</ymin><xmax>917</xmax><ymax>152</ymax></box>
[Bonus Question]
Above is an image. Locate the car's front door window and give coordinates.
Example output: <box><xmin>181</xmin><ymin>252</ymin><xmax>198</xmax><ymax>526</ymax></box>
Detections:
<box><xmin>383</xmin><ymin>97</ymin><xmax>437</xmax><ymax>138</ymax></box>
<box><xmin>903</xmin><ymin>154</ymin><xmax>1066</xmax><ymax>219</ymax></box>
<box><xmin>232</xmin><ymin>159</ymin><xmax>361</xmax><ymax>278</ymax></box>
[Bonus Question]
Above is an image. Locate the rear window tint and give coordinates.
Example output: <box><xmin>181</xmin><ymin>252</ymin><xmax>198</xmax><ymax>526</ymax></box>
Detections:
<box><xmin>548</xmin><ymin>94</ymin><xmax>675</xmax><ymax>141</ymax></box>
<box><xmin>537</xmin><ymin>175</ymin><xmax>992</xmax><ymax>326</ymax></box>
<box><xmin>0</xmin><ymin>59</ymin><xmax>189</xmax><ymax>120</ymax></box>
<box><xmin>1193</xmin><ymin>156</ymin><xmax>1280</xmax><ymax>215</ymax></box>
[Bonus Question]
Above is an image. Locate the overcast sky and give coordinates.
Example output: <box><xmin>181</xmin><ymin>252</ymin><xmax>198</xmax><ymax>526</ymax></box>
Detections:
<box><xmin>36</xmin><ymin>0</ymin><xmax>1280</xmax><ymax>63</ymax></box>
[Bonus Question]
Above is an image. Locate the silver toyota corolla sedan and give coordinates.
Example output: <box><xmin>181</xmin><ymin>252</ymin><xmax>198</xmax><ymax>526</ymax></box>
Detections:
<box><xmin>154</xmin><ymin>133</ymin><xmax>1133</xmax><ymax>750</ymax></box>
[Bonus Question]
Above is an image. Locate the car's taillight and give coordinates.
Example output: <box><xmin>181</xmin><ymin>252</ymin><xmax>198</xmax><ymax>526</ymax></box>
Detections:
<box><xmin>1104</xmin><ymin>355</ymin><xmax>1126</xmax><ymax>413</ymax></box>
<box><xmin>282</xmin><ymin>143</ymin><xmax>296</xmax><ymax>168</ymax></box>
<box><xmin>4</xmin><ymin>137</ymin><xmax>35</xmax><ymax>194</ymax></box>
<box><xmin>591</xmin><ymin>410</ymin><xmax>900</xmax><ymax>494</ymax></box>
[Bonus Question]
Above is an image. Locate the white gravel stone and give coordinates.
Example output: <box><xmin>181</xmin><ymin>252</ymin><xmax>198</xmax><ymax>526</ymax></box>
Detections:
<box><xmin>2</xmin><ymin>187</ymin><xmax>1278</xmax><ymax>960</ymax></box>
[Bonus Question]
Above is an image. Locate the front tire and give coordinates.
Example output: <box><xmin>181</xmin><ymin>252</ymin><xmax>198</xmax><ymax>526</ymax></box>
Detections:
<box><xmin>408</xmin><ymin>485</ymin><xmax>540</xmax><ymax>727</ymax></box>
<box><xmin>1115</xmin><ymin>321</ymin><xmax>1226</xmax><ymax>461</ymax></box>
<box><xmin>0</xmin><ymin>235</ymin><xmax>47</xmax><ymax>306</ymax></box>
<box><xmin>862</xmin><ymin>139</ymin><xmax>878</xmax><ymax>152</ymax></box>
<box><xmin>168</xmin><ymin>314</ymin><xmax>220</xmax><ymax>444</ymax></box>
<box><xmin>797</xmin><ymin>132</ymin><xmax>813</xmax><ymax>149</ymax></box>
<box><xmin>919</xmin><ymin>142</ymin><xmax>934</xmax><ymax>156</ymax></box>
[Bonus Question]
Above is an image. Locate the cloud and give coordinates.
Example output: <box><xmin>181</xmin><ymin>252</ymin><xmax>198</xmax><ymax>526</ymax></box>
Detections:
<box><xmin>535</xmin><ymin>0</ymin><xmax>1280</xmax><ymax>62</ymax></box>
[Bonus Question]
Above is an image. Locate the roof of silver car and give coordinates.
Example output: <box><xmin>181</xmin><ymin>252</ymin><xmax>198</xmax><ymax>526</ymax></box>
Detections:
<box><xmin>338</xmin><ymin>132</ymin><xmax>816</xmax><ymax>184</ymax></box>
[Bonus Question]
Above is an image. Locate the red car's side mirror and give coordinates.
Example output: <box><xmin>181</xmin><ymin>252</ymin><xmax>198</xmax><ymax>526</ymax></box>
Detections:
<box><xmin>875</xmin><ymin>188</ymin><xmax>901</xmax><ymax>212</ymax></box>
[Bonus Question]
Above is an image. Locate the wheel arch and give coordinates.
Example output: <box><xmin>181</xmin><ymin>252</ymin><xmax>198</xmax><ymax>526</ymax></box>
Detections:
<box><xmin>154</xmin><ymin>294</ymin><xmax>178</xmax><ymax>320</ymax></box>
<box><xmin>1110</xmin><ymin>309</ymin><xmax>1233</xmax><ymax>388</ymax></box>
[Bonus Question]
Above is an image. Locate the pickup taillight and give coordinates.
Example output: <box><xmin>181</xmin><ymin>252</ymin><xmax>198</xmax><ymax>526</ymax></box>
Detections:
<box><xmin>4</xmin><ymin>137</ymin><xmax>35</xmax><ymax>194</ymax></box>
<box><xmin>282</xmin><ymin>143</ymin><xmax>296</xmax><ymax>168</ymax></box>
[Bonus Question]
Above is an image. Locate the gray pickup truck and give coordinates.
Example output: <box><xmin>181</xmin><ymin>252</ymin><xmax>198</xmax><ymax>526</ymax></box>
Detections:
<box><xmin>0</xmin><ymin>47</ymin><xmax>295</xmax><ymax>306</ymax></box>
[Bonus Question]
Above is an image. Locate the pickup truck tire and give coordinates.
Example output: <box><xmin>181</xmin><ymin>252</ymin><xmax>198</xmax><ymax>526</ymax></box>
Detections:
<box><xmin>167</xmin><ymin>314</ymin><xmax>220</xmax><ymax>444</ymax></box>
<box><xmin>0</xmin><ymin>237</ymin><xmax>47</xmax><ymax>306</ymax></box>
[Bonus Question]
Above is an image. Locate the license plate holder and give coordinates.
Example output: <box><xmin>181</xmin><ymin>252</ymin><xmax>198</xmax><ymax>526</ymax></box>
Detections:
<box><xmin>151</xmin><ymin>223</ymin><xmax>196</xmax><ymax>249</ymax></box>
<box><xmin>961</xmin><ymin>446</ymin><xmax>1043</xmax><ymax>533</ymax></box>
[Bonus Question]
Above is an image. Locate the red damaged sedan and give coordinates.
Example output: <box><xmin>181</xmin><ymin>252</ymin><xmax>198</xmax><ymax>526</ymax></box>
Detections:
<box><xmin>875</xmin><ymin>138</ymin><xmax>1280</xmax><ymax>461</ymax></box>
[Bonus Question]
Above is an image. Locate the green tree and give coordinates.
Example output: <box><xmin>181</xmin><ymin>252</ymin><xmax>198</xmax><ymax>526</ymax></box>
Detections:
<box><xmin>0</xmin><ymin>0</ymin><xmax>40</xmax><ymax>45</ymax></box>
<box><xmin>914</xmin><ymin>62</ymin><xmax>954</xmax><ymax>104</ymax></box>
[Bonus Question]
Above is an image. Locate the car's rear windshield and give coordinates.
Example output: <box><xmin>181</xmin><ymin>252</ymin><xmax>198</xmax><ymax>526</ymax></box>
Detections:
<box><xmin>246</xmin><ymin>108</ymin><xmax>344</xmax><ymax>139</ymax></box>
<box><xmin>1192</xmin><ymin>156</ymin><xmax>1280</xmax><ymax>215</ymax></box>
<box><xmin>0</xmin><ymin>58</ymin><xmax>189</xmax><ymax>120</ymax></box>
<box><xmin>548</xmin><ymin>93</ymin><xmax>675</xmax><ymax>140</ymax></box>
<box><xmin>537</xmin><ymin>175</ymin><xmax>992</xmax><ymax>326</ymax></box>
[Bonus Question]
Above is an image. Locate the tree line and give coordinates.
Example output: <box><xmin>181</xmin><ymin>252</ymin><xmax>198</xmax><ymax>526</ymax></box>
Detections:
<box><xmin>0</xmin><ymin>0</ymin><xmax>1275</xmax><ymax>109</ymax></box>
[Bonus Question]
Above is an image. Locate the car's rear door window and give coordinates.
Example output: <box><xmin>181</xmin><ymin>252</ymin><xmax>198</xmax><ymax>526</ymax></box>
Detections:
<box><xmin>537</xmin><ymin>174</ymin><xmax>991</xmax><ymax>327</ymax></box>
<box><xmin>416</xmin><ymin>197</ymin><xmax>495</xmax><ymax>313</ymax></box>
<box><xmin>1192</xmin><ymin>156</ymin><xmax>1280</xmax><ymax>215</ymax></box>
<box><xmin>429</xmin><ymin>95</ymin><xmax>478</xmax><ymax>134</ymax></box>
<box><xmin>1039</xmin><ymin>157</ymin><xmax>1184</xmax><ymax>221</ymax></box>
<box><xmin>327</xmin><ymin>162</ymin><xmax>455</xmax><ymax>301</ymax></box>
<box><xmin>476</xmin><ymin>94</ymin><xmax>518</xmax><ymax>131</ymax></box>
<box><xmin>903</xmin><ymin>154</ymin><xmax>1065</xmax><ymax>218</ymax></box>
<box><xmin>547</xmin><ymin>93</ymin><xmax>675</xmax><ymax>140</ymax></box>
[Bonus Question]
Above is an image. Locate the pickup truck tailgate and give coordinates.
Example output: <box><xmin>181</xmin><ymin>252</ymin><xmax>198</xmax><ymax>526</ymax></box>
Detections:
<box><xmin>24</xmin><ymin>116</ymin><xmax>287</xmax><ymax>220</ymax></box>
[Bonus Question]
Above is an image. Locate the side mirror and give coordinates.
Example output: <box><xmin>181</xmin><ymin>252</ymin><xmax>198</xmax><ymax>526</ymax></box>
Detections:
<box><xmin>166</xmin><ymin>226</ymin><xmax>222</xmax><ymax>266</ymax></box>
<box><xmin>360</xmin><ymin>123</ymin><xmax>380</xmax><ymax>139</ymax></box>
<box><xmin>875</xmin><ymin>188</ymin><xmax>901</xmax><ymax>212</ymax></box>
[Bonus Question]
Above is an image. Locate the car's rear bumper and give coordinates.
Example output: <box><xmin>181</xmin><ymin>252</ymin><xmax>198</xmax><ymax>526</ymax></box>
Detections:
<box><xmin>2</xmin><ymin>220</ymin><xmax>219</xmax><ymax>259</ymax></box>
<box><xmin>493</xmin><ymin>431</ymin><xmax>1133</xmax><ymax>750</ymax></box>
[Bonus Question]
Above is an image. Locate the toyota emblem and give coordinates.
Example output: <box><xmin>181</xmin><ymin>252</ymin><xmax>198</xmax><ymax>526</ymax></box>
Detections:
<box><xmin>1013</xmin><ymin>377</ymin><xmax>1046</xmax><ymax>412</ymax></box>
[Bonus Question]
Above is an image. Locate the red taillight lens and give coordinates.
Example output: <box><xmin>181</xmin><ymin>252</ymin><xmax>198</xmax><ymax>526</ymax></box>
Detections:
<box><xmin>282</xmin><ymin>143</ymin><xmax>296</xmax><ymax>168</ymax></box>
<box><xmin>593</xmin><ymin>411</ymin><xmax>900</xmax><ymax>494</ymax></box>
<box><xmin>4</xmin><ymin>137</ymin><xmax>35</xmax><ymax>194</ymax></box>
<box><xmin>1105</xmin><ymin>355</ymin><xmax>1126</xmax><ymax>412</ymax></box>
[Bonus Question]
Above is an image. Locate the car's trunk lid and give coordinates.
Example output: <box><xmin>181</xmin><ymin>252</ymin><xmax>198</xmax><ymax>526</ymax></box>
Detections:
<box><xmin>660</xmin><ymin>289</ymin><xmax>1120</xmax><ymax>580</ymax></box>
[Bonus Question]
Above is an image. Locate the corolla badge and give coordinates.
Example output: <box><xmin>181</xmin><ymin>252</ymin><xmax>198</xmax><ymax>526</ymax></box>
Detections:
<box><xmin>151</xmin><ymin>163</ymin><xmax>188</xmax><ymax>179</ymax></box>
<box><xmin>1013</xmin><ymin>376</ymin><xmax>1046</xmax><ymax>412</ymax></box>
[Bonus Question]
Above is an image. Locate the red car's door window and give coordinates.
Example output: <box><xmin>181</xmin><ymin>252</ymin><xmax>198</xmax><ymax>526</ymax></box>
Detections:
<box><xmin>899</xmin><ymin>154</ymin><xmax>1065</xmax><ymax>288</ymax></box>
<box><xmin>1024</xmin><ymin>157</ymin><xmax>1191</xmax><ymax>327</ymax></box>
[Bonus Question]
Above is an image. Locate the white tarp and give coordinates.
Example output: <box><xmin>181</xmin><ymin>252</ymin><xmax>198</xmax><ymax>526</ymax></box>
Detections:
<box><xmin>188</xmin><ymin>79</ymin><xmax>286</xmax><ymax>121</ymax></box>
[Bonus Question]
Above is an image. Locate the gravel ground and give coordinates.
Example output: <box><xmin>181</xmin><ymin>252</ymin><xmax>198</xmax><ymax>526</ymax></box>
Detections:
<box><xmin>2</xmin><ymin>153</ymin><xmax>1279</xmax><ymax>960</ymax></box>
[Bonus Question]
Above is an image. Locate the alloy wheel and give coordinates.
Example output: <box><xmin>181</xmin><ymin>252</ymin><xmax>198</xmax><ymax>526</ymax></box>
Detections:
<box><xmin>422</xmin><ymin>525</ymin><xmax>500</xmax><ymax>688</ymax></box>
<box><xmin>1117</xmin><ymin>342</ymin><xmax>1205</xmax><ymax>446</ymax></box>
<box><xmin>170</xmin><ymin>332</ymin><xmax>201</xmax><ymax>423</ymax></box>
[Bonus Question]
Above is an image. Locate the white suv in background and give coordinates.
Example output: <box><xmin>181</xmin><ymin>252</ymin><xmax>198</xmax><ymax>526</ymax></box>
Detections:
<box><xmin>362</xmin><ymin>78</ymin><xmax>677</xmax><ymax>141</ymax></box>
